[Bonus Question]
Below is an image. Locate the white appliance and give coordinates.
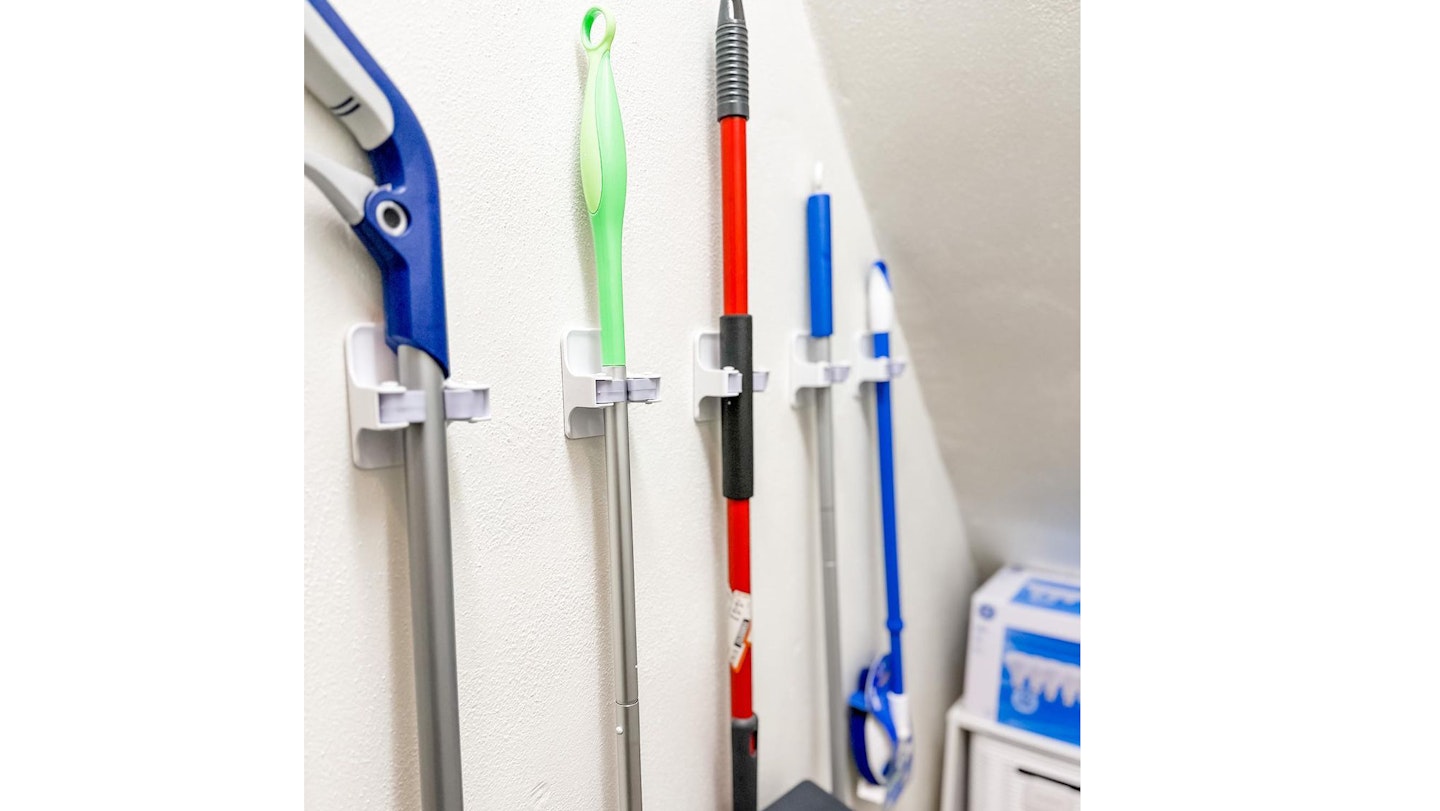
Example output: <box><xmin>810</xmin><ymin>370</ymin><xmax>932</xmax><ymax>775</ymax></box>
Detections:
<box><xmin>970</xmin><ymin>732</ymin><xmax>1080</xmax><ymax>811</ymax></box>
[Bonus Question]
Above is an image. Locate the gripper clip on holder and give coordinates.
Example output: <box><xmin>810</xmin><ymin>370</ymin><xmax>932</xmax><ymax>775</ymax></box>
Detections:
<box><xmin>344</xmin><ymin>323</ymin><xmax>491</xmax><ymax>469</ymax></box>
<box><xmin>692</xmin><ymin>330</ymin><xmax>770</xmax><ymax>422</ymax></box>
<box><xmin>787</xmin><ymin>331</ymin><xmax>851</xmax><ymax>408</ymax></box>
<box><xmin>561</xmin><ymin>328</ymin><xmax>662</xmax><ymax>440</ymax></box>
<box><xmin>852</xmin><ymin>331</ymin><xmax>907</xmax><ymax>392</ymax></box>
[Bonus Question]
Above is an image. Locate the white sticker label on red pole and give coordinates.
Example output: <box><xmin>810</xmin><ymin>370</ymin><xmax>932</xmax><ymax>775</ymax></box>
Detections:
<box><xmin>728</xmin><ymin>590</ymin><xmax>753</xmax><ymax>673</ymax></box>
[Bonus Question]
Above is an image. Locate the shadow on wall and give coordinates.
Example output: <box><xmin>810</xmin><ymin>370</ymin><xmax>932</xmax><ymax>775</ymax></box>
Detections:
<box><xmin>803</xmin><ymin>0</ymin><xmax>1081</xmax><ymax>575</ymax></box>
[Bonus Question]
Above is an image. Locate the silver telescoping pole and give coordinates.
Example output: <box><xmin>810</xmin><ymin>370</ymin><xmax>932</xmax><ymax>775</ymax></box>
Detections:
<box><xmin>604</xmin><ymin>366</ymin><xmax>644</xmax><ymax>811</ymax></box>
<box><xmin>398</xmin><ymin>346</ymin><xmax>466</xmax><ymax>811</ymax></box>
<box><xmin>813</xmin><ymin>339</ymin><xmax>848</xmax><ymax>797</ymax></box>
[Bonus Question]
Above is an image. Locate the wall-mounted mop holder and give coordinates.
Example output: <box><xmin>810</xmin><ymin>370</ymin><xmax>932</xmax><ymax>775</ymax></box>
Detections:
<box><xmin>692</xmin><ymin>330</ymin><xmax>770</xmax><ymax>422</ymax></box>
<box><xmin>787</xmin><ymin>331</ymin><xmax>851</xmax><ymax>408</ymax></box>
<box><xmin>344</xmin><ymin>322</ymin><xmax>491</xmax><ymax>470</ymax></box>
<box><xmin>851</xmin><ymin>332</ymin><xmax>907</xmax><ymax>393</ymax></box>
<box><xmin>561</xmin><ymin>328</ymin><xmax>662</xmax><ymax>440</ymax></box>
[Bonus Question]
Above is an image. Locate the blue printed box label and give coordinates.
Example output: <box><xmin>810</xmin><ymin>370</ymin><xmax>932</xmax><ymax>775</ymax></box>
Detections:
<box><xmin>997</xmin><ymin>629</ymin><xmax>1080</xmax><ymax>745</ymax></box>
<box><xmin>1011</xmin><ymin>578</ymin><xmax>1080</xmax><ymax>615</ymax></box>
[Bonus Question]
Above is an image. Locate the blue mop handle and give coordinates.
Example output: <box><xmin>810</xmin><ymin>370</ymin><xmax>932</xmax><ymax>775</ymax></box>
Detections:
<box><xmin>869</xmin><ymin>261</ymin><xmax>904</xmax><ymax>694</ymax></box>
<box><xmin>304</xmin><ymin>0</ymin><xmax>450</xmax><ymax>374</ymax></box>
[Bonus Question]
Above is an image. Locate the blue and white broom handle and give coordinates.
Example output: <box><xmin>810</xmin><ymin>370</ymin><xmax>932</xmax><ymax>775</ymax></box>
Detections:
<box><xmin>869</xmin><ymin>261</ymin><xmax>904</xmax><ymax>696</ymax></box>
<box><xmin>871</xmin><ymin>260</ymin><xmax>914</xmax><ymax>802</ymax></box>
<box><xmin>304</xmin><ymin>0</ymin><xmax>450</xmax><ymax>374</ymax></box>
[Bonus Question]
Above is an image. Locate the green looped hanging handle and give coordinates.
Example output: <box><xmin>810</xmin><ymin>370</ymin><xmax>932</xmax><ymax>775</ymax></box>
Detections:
<box><xmin>580</xmin><ymin>7</ymin><xmax>627</xmax><ymax>367</ymax></box>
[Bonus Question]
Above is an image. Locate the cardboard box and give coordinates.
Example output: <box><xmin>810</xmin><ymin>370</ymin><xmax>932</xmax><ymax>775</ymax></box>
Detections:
<box><xmin>962</xmin><ymin>565</ymin><xmax>1080</xmax><ymax>747</ymax></box>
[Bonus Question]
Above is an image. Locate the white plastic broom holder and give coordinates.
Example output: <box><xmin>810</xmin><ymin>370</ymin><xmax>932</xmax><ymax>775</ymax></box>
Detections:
<box><xmin>561</xmin><ymin>328</ymin><xmax>662</xmax><ymax>440</ymax></box>
<box><xmin>852</xmin><ymin>331</ymin><xmax>907</xmax><ymax>394</ymax></box>
<box><xmin>692</xmin><ymin>330</ymin><xmax>770</xmax><ymax>422</ymax></box>
<box><xmin>344</xmin><ymin>322</ymin><xmax>491</xmax><ymax>470</ymax></box>
<box><xmin>787</xmin><ymin>331</ymin><xmax>851</xmax><ymax>408</ymax></box>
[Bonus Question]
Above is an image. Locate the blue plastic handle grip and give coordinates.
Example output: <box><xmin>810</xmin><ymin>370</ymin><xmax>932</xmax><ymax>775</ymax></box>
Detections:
<box><xmin>806</xmin><ymin>193</ymin><xmax>833</xmax><ymax>338</ymax></box>
<box><xmin>309</xmin><ymin>0</ymin><xmax>450</xmax><ymax>375</ymax></box>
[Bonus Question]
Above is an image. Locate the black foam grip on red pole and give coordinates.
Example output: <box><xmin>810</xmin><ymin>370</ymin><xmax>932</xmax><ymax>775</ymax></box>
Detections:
<box><xmin>720</xmin><ymin>313</ymin><xmax>754</xmax><ymax>499</ymax></box>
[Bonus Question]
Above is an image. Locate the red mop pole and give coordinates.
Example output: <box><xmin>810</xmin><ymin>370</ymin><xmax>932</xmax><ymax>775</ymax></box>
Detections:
<box><xmin>722</xmin><ymin>114</ymin><xmax>752</xmax><ymax>718</ymax></box>
<box><xmin>717</xmin><ymin>2</ymin><xmax>756</xmax><ymax>807</ymax></box>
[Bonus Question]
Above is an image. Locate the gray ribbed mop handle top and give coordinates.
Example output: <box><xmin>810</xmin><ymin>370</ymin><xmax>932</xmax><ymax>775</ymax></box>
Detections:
<box><xmin>715</xmin><ymin>0</ymin><xmax>749</xmax><ymax>120</ymax></box>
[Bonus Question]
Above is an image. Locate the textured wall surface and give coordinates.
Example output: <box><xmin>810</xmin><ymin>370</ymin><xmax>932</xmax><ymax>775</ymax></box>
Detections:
<box><xmin>305</xmin><ymin>1</ymin><xmax>975</xmax><ymax>809</ymax></box>
<box><xmin>805</xmin><ymin>0</ymin><xmax>1081</xmax><ymax>573</ymax></box>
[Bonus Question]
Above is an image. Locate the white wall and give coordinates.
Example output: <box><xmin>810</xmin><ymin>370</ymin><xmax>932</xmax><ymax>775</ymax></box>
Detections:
<box><xmin>805</xmin><ymin>0</ymin><xmax>1081</xmax><ymax>574</ymax></box>
<box><xmin>305</xmin><ymin>1</ymin><xmax>976</xmax><ymax>809</ymax></box>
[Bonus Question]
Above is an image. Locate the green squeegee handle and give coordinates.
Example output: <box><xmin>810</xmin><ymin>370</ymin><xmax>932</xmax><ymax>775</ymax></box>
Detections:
<box><xmin>580</xmin><ymin>7</ymin><xmax>628</xmax><ymax>367</ymax></box>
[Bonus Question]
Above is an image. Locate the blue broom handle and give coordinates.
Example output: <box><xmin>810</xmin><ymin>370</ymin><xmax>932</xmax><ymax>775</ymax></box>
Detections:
<box><xmin>874</xmin><ymin>331</ymin><xmax>904</xmax><ymax>694</ymax></box>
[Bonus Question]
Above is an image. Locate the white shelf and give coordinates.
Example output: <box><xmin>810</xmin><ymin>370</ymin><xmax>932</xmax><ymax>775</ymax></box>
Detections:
<box><xmin>947</xmin><ymin>697</ymin><xmax>1079</xmax><ymax>763</ymax></box>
